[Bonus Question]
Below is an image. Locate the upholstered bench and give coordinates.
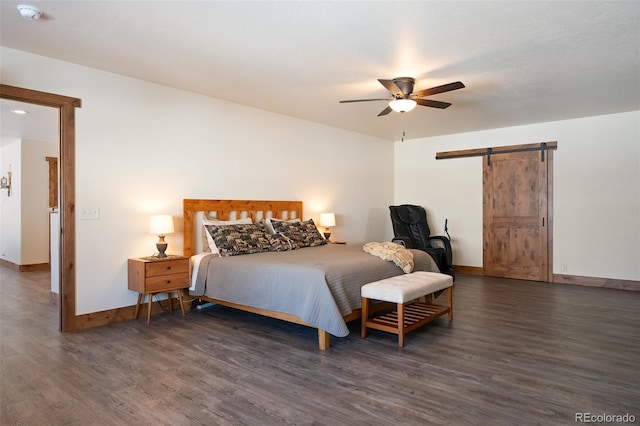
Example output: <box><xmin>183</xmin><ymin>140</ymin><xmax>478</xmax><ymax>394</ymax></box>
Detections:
<box><xmin>361</xmin><ymin>271</ymin><xmax>453</xmax><ymax>347</ymax></box>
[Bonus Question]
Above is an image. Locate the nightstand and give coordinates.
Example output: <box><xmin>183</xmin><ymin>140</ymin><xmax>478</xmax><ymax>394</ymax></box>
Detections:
<box><xmin>128</xmin><ymin>255</ymin><xmax>190</xmax><ymax>324</ymax></box>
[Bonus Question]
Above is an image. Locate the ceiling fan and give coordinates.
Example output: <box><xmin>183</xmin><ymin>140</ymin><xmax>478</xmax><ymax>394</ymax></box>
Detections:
<box><xmin>340</xmin><ymin>77</ymin><xmax>465</xmax><ymax>116</ymax></box>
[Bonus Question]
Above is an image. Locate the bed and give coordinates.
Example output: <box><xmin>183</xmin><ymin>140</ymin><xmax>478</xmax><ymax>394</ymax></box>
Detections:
<box><xmin>183</xmin><ymin>199</ymin><xmax>439</xmax><ymax>350</ymax></box>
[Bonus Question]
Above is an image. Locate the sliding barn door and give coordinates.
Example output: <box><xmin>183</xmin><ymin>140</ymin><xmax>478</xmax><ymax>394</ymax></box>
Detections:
<box><xmin>483</xmin><ymin>149</ymin><xmax>551</xmax><ymax>281</ymax></box>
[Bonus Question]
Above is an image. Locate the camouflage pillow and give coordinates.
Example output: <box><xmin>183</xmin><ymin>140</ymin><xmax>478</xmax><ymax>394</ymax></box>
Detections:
<box><xmin>205</xmin><ymin>222</ymin><xmax>270</xmax><ymax>256</ymax></box>
<box><xmin>202</xmin><ymin>217</ymin><xmax>252</xmax><ymax>253</ymax></box>
<box><xmin>271</xmin><ymin>219</ymin><xmax>327</xmax><ymax>248</ymax></box>
<box><xmin>267</xmin><ymin>232</ymin><xmax>299</xmax><ymax>251</ymax></box>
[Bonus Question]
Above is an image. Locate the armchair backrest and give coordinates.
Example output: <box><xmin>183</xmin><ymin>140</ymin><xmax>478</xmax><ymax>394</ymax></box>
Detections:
<box><xmin>389</xmin><ymin>205</ymin><xmax>432</xmax><ymax>250</ymax></box>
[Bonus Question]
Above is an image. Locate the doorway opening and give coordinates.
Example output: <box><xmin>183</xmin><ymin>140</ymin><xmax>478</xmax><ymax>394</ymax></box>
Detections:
<box><xmin>0</xmin><ymin>84</ymin><xmax>81</xmax><ymax>331</ymax></box>
<box><xmin>0</xmin><ymin>99</ymin><xmax>59</xmax><ymax>308</ymax></box>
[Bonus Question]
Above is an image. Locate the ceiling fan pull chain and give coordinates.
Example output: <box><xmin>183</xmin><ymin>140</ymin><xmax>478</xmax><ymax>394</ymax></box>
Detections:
<box><xmin>401</xmin><ymin>113</ymin><xmax>406</xmax><ymax>142</ymax></box>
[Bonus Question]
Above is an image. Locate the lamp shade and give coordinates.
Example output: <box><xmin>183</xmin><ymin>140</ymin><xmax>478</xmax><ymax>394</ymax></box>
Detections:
<box><xmin>389</xmin><ymin>98</ymin><xmax>417</xmax><ymax>113</ymax></box>
<box><xmin>149</xmin><ymin>214</ymin><xmax>174</xmax><ymax>235</ymax></box>
<box><xmin>320</xmin><ymin>213</ymin><xmax>336</xmax><ymax>227</ymax></box>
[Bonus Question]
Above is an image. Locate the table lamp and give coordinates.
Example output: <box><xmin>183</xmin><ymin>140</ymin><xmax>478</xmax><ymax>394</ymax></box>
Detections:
<box><xmin>149</xmin><ymin>214</ymin><xmax>174</xmax><ymax>258</ymax></box>
<box><xmin>320</xmin><ymin>212</ymin><xmax>336</xmax><ymax>241</ymax></box>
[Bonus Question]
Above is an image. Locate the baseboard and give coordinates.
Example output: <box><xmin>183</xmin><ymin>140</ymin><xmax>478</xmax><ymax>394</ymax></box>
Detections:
<box><xmin>452</xmin><ymin>264</ymin><xmax>639</xmax><ymax>291</ymax></box>
<box><xmin>50</xmin><ymin>291</ymin><xmax>59</xmax><ymax>305</ymax></box>
<box><xmin>20</xmin><ymin>263</ymin><xmax>50</xmax><ymax>272</ymax></box>
<box><xmin>0</xmin><ymin>259</ymin><xmax>17</xmax><ymax>270</ymax></box>
<box><xmin>553</xmin><ymin>274</ymin><xmax>640</xmax><ymax>291</ymax></box>
<box><xmin>74</xmin><ymin>297</ymin><xmax>196</xmax><ymax>330</ymax></box>
<box><xmin>452</xmin><ymin>265</ymin><xmax>484</xmax><ymax>276</ymax></box>
<box><xmin>0</xmin><ymin>259</ymin><xmax>50</xmax><ymax>272</ymax></box>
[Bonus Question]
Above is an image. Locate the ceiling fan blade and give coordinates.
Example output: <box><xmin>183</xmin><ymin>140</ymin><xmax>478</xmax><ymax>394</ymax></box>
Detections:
<box><xmin>377</xmin><ymin>106</ymin><xmax>392</xmax><ymax>116</ymax></box>
<box><xmin>415</xmin><ymin>98</ymin><xmax>452</xmax><ymax>109</ymax></box>
<box><xmin>339</xmin><ymin>98</ymin><xmax>392</xmax><ymax>103</ymax></box>
<box><xmin>378</xmin><ymin>79</ymin><xmax>403</xmax><ymax>97</ymax></box>
<box><xmin>413</xmin><ymin>81</ymin><xmax>465</xmax><ymax>98</ymax></box>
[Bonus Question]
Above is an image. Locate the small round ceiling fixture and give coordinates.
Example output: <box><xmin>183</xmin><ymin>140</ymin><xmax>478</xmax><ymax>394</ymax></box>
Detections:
<box><xmin>17</xmin><ymin>4</ymin><xmax>43</xmax><ymax>20</ymax></box>
<box><xmin>389</xmin><ymin>99</ymin><xmax>417</xmax><ymax>113</ymax></box>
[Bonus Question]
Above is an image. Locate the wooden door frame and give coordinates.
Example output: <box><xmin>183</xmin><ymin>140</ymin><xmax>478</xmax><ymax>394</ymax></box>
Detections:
<box><xmin>546</xmin><ymin>149</ymin><xmax>554</xmax><ymax>282</ymax></box>
<box><xmin>1</xmin><ymin>84</ymin><xmax>81</xmax><ymax>331</ymax></box>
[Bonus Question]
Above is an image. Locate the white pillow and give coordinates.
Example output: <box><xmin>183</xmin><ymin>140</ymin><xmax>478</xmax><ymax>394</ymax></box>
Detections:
<box><xmin>202</xmin><ymin>217</ymin><xmax>252</xmax><ymax>254</ymax></box>
<box><xmin>262</xmin><ymin>217</ymin><xmax>301</xmax><ymax>234</ymax></box>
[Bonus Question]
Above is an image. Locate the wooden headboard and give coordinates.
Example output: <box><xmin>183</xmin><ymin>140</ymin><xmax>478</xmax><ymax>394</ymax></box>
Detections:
<box><xmin>183</xmin><ymin>199</ymin><xmax>303</xmax><ymax>257</ymax></box>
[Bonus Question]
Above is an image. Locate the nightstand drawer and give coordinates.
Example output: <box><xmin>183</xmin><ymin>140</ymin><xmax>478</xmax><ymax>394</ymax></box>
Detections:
<box><xmin>145</xmin><ymin>259</ymin><xmax>189</xmax><ymax>277</ymax></box>
<box><xmin>145</xmin><ymin>273</ymin><xmax>190</xmax><ymax>292</ymax></box>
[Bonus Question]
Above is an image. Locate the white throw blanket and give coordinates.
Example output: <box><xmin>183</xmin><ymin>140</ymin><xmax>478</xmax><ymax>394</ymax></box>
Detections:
<box><xmin>363</xmin><ymin>242</ymin><xmax>414</xmax><ymax>273</ymax></box>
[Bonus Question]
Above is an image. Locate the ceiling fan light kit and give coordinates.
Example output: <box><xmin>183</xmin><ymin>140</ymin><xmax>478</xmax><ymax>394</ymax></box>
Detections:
<box><xmin>389</xmin><ymin>99</ymin><xmax>417</xmax><ymax>113</ymax></box>
<box><xmin>17</xmin><ymin>4</ymin><xmax>43</xmax><ymax>20</ymax></box>
<box><xmin>340</xmin><ymin>77</ymin><xmax>465</xmax><ymax>117</ymax></box>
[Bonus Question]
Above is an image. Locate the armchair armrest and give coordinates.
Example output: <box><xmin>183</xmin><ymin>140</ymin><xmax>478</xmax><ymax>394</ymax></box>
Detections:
<box><xmin>392</xmin><ymin>237</ymin><xmax>413</xmax><ymax>249</ymax></box>
<box><xmin>428</xmin><ymin>235</ymin><xmax>451</xmax><ymax>251</ymax></box>
<box><xmin>429</xmin><ymin>235</ymin><xmax>452</xmax><ymax>266</ymax></box>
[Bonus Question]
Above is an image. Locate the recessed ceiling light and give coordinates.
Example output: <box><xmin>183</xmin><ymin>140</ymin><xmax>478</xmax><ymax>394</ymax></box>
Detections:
<box><xmin>17</xmin><ymin>4</ymin><xmax>43</xmax><ymax>20</ymax></box>
<box><xmin>12</xmin><ymin>109</ymin><xmax>29</xmax><ymax>115</ymax></box>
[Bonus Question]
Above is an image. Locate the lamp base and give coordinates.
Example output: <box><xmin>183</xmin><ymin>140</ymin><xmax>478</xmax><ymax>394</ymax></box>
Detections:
<box><xmin>156</xmin><ymin>235</ymin><xmax>168</xmax><ymax>258</ymax></box>
<box><xmin>323</xmin><ymin>231</ymin><xmax>331</xmax><ymax>242</ymax></box>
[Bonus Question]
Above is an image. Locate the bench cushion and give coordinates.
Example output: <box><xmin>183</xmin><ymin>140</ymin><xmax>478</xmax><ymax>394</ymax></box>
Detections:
<box><xmin>361</xmin><ymin>271</ymin><xmax>453</xmax><ymax>303</ymax></box>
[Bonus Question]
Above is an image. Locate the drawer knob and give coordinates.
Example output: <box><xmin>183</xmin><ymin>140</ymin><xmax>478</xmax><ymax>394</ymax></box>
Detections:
<box><xmin>166</xmin><ymin>280</ymin><xmax>171</xmax><ymax>284</ymax></box>
<box><xmin>166</xmin><ymin>266</ymin><xmax>172</xmax><ymax>270</ymax></box>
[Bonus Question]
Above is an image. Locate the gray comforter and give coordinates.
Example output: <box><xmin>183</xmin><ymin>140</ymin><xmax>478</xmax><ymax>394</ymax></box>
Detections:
<box><xmin>192</xmin><ymin>243</ymin><xmax>439</xmax><ymax>337</ymax></box>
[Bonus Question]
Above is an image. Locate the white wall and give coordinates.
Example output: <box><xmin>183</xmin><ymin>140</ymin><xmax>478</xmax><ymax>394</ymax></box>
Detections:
<box><xmin>0</xmin><ymin>137</ymin><xmax>20</xmax><ymax>263</ymax></box>
<box><xmin>0</xmin><ymin>137</ymin><xmax>58</xmax><ymax>265</ymax></box>
<box><xmin>1</xmin><ymin>47</ymin><xmax>394</xmax><ymax>314</ymax></box>
<box><xmin>22</xmin><ymin>139</ymin><xmax>58</xmax><ymax>264</ymax></box>
<box><xmin>394</xmin><ymin>111</ymin><xmax>640</xmax><ymax>281</ymax></box>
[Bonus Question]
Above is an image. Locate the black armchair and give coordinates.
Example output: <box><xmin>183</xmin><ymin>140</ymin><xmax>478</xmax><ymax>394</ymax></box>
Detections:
<box><xmin>389</xmin><ymin>204</ymin><xmax>454</xmax><ymax>280</ymax></box>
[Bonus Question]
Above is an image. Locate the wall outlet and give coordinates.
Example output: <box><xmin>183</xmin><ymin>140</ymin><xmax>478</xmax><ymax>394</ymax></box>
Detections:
<box><xmin>79</xmin><ymin>207</ymin><xmax>99</xmax><ymax>220</ymax></box>
<box><xmin>560</xmin><ymin>264</ymin><xmax>569</xmax><ymax>273</ymax></box>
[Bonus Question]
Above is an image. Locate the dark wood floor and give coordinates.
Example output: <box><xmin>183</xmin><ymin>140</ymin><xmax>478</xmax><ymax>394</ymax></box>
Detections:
<box><xmin>1</xmin><ymin>265</ymin><xmax>638</xmax><ymax>426</ymax></box>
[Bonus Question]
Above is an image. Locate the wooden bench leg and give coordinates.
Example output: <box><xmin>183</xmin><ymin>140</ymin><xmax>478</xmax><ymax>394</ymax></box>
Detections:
<box><xmin>361</xmin><ymin>297</ymin><xmax>369</xmax><ymax>338</ymax></box>
<box><xmin>398</xmin><ymin>302</ymin><xmax>405</xmax><ymax>348</ymax></box>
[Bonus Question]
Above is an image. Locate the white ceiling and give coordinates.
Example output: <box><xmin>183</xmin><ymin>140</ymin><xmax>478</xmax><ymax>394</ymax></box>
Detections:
<box><xmin>1</xmin><ymin>1</ymin><xmax>639</xmax><ymax>142</ymax></box>
<box><xmin>1</xmin><ymin>99</ymin><xmax>58</xmax><ymax>144</ymax></box>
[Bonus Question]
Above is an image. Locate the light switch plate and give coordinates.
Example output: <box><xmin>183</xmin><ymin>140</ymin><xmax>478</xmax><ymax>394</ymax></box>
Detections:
<box><xmin>79</xmin><ymin>207</ymin><xmax>99</xmax><ymax>220</ymax></box>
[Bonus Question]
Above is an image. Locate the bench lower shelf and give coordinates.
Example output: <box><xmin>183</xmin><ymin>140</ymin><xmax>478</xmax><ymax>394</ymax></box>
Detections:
<box><xmin>365</xmin><ymin>302</ymin><xmax>450</xmax><ymax>336</ymax></box>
